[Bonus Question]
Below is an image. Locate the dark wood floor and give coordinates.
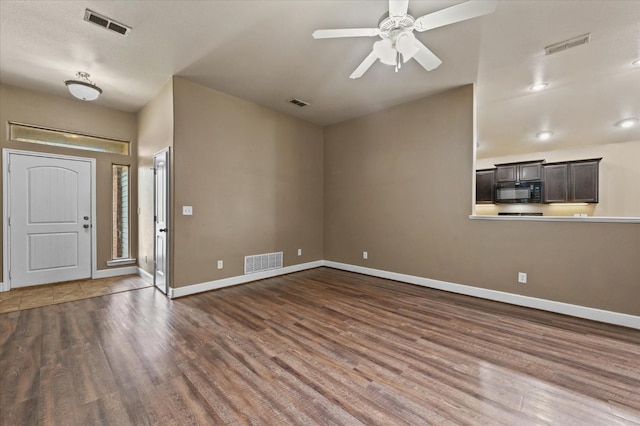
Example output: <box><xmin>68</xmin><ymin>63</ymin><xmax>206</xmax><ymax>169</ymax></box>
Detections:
<box><xmin>1</xmin><ymin>267</ymin><xmax>639</xmax><ymax>425</ymax></box>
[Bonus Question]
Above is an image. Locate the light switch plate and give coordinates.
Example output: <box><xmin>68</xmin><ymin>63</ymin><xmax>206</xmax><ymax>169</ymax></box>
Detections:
<box><xmin>217</xmin><ymin>260</ymin><xmax>223</xmax><ymax>269</ymax></box>
<box><xmin>183</xmin><ymin>206</ymin><xmax>193</xmax><ymax>215</ymax></box>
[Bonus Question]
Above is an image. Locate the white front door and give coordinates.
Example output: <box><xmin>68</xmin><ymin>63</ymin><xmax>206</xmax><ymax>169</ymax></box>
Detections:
<box><xmin>7</xmin><ymin>152</ymin><xmax>92</xmax><ymax>288</ymax></box>
<box><xmin>153</xmin><ymin>148</ymin><xmax>169</xmax><ymax>294</ymax></box>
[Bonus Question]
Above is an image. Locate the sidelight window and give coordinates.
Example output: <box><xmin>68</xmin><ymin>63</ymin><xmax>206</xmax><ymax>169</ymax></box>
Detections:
<box><xmin>112</xmin><ymin>164</ymin><xmax>129</xmax><ymax>260</ymax></box>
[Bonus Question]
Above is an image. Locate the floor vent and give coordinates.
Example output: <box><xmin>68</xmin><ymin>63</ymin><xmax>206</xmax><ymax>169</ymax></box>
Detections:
<box><xmin>545</xmin><ymin>33</ymin><xmax>590</xmax><ymax>55</ymax></box>
<box><xmin>244</xmin><ymin>251</ymin><xmax>283</xmax><ymax>274</ymax></box>
<box><xmin>84</xmin><ymin>9</ymin><xmax>131</xmax><ymax>36</ymax></box>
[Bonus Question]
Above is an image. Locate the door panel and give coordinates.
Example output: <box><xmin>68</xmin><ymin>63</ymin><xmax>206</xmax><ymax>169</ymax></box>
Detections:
<box><xmin>29</xmin><ymin>233</ymin><xmax>78</xmax><ymax>270</ymax></box>
<box><xmin>9</xmin><ymin>153</ymin><xmax>92</xmax><ymax>287</ymax></box>
<box><xmin>154</xmin><ymin>148</ymin><xmax>169</xmax><ymax>294</ymax></box>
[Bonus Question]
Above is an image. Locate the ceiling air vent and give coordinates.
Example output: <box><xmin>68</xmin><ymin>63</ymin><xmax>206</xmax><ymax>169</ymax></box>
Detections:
<box><xmin>289</xmin><ymin>98</ymin><xmax>309</xmax><ymax>107</ymax></box>
<box><xmin>545</xmin><ymin>33</ymin><xmax>590</xmax><ymax>55</ymax></box>
<box><xmin>84</xmin><ymin>9</ymin><xmax>131</xmax><ymax>36</ymax></box>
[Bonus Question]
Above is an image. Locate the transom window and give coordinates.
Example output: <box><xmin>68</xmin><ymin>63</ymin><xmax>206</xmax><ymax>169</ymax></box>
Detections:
<box><xmin>9</xmin><ymin>122</ymin><xmax>129</xmax><ymax>155</ymax></box>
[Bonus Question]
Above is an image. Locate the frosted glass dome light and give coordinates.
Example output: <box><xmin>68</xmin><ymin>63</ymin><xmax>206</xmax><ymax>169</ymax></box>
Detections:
<box><xmin>65</xmin><ymin>71</ymin><xmax>102</xmax><ymax>101</ymax></box>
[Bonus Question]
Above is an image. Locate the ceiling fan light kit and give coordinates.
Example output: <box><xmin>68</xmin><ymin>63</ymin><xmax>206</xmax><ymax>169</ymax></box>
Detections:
<box><xmin>312</xmin><ymin>0</ymin><xmax>497</xmax><ymax>79</ymax></box>
<box><xmin>65</xmin><ymin>71</ymin><xmax>102</xmax><ymax>101</ymax></box>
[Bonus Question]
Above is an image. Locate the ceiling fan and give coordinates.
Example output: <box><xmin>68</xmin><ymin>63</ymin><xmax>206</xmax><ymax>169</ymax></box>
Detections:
<box><xmin>312</xmin><ymin>0</ymin><xmax>497</xmax><ymax>79</ymax></box>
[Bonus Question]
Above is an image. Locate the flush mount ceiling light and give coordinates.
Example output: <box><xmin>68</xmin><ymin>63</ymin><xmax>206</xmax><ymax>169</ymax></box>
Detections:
<box><xmin>529</xmin><ymin>82</ymin><xmax>548</xmax><ymax>92</ymax></box>
<box><xmin>536</xmin><ymin>131</ymin><xmax>553</xmax><ymax>140</ymax></box>
<box><xmin>616</xmin><ymin>118</ymin><xmax>638</xmax><ymax>128</ymax></box>
<box><xmin>64</xmin><ymin>71</ymin><xmax>102</xmax><ymax>101</ymax></box>
<box><xmin>632</xmin><ymin>59</ymin><xmax>640</xmax><ymax>66</ymax></box>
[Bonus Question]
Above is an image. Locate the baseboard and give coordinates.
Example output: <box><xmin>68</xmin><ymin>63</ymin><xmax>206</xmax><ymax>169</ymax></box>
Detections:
<box><xmin>137</xmin><ymin>267</ymin><xmax>154</xmax><ymax>285</ymax></box>
<box><xmin>131</xmin><ymin>258</ymin><xmax>640</xmax><ymax>329</ymax></box>
<box><xmin>169</xmin><ymin>260</ymin><xmax>324</xmax><ymax>299</ymax></box>
<box><xmin>324</xmin><ymin>261</ymin><xmax>640</xmax><ymax>330</ymax></box>
<box><xmin>0</xmin><ymin>281</ymin><xmax>8</xmax><ymax>292</ymax></box>
<box><xmin>93</xmin><ymin>265</ymin><xmax>139</xmax><ymax>279</ymax></box>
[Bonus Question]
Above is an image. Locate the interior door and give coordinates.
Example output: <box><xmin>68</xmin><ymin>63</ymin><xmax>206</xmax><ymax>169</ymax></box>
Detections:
<box><xmin>153</xmin><ymin>148</ymin><xmax>170</xmax><ymax>294</ymax></box>
<box><xmin>8</xmin><ymin>152</ymin><xmax>92</xmax><ymax>287</ymax></box>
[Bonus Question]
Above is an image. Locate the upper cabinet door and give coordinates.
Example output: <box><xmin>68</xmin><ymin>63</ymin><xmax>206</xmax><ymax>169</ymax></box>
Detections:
<box><xmin>476</xmin><ymin>169</ymin><xmax>495</xmax><ymax>204</ymax></box>
<box><xmin>495</xmin><ymin>165</ymin><xmax>517</xmax><ymax>182</ymax></box>
<box><xmin>543</xmin><ymin>164</ymin><xmax>569</xmax><ymax>203</ymax></box>
<box><xmin>519</xmin><ymin>163</ymin><xmax>542</xmax><ymax>181</ymax></box>
<box><xmin>570</xmin><ymin>160</ymin><xmax>600</xmax><ymax>203</ymax></box>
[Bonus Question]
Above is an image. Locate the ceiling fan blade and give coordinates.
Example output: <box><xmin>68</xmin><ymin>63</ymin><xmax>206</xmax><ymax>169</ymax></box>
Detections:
<box><xmin>349</xmin><ymin>51</ymin><xmax>378</xmax><ymax>79</ymax></box>
<box><xmin>389</xmin><ymin>0</ymin><xmax>409</xmax><ymax>17</ymax></box>
<box><xmin>313</xmin><ymin>28</ymin><xmax>380</xmax><ymax>39</ymax></box>
<box><xmin>412</xmin><ymin>41</ymin><xmax>442</xmax><ymax>71</ymax></box>
<box><xmin>414</xmin><ymin>0</ymin><xmax>497</xmax><ymax>32</ymax></box>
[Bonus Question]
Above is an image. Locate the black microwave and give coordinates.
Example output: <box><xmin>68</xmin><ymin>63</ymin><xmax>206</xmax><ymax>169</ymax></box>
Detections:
<box><xmin>495</xmin><ymin>181</ymin><xmax>542</xmax><ymax>203</ymax></box>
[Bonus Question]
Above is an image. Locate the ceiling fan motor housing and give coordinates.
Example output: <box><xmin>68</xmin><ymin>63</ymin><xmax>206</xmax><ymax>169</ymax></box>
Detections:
<box><xmin>379</xmin><ymin>14</ymin><xmax>416</xmax><ymax>38</ymax></box>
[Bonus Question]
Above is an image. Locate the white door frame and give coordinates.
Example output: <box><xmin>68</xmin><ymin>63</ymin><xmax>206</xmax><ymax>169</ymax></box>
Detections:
<box><xmin>2</xmin><ymin>149</ymin><xmax>97</xmax><ymax>290</ymax></box>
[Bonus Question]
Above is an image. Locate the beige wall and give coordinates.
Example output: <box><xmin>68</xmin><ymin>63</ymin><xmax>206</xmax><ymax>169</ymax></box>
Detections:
<box><xmin>324</xmin><ymin>85</ymin><xmax>640</xmax><ymax>316</ymax></box>
<box><xmin>0</xmin><ymin>83</ymin><xmax>138</xmax><ymax>278</ymax></box>
<box><xmin>137</xmin><ymin>79</ymin><xmax>175</xmax><ymax>275</ymax></box>
<box><xmin>475</xmin><ymin>140</ymin><xmax>640</xmax><ymax>217</ymax></box>
<box><xmin>5</xmin><ymin>79</ymin><xmax>636</xmax><ymax>318</ymax></box>
<box><xmin>171</xmin><ymin>77</ymin><xmax>324</xmax><ymax>287</ymax></box>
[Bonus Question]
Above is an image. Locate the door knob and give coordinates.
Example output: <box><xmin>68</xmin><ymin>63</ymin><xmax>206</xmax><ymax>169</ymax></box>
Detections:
<box><xmin>159</xmin><ymin>228</ymin><xmax>167</xmax><ymax>232</ymax></box>
<box><xmin>83</xmin><ymin>224</ymin><xmax>90</xmax><ymax>229</ymax></box>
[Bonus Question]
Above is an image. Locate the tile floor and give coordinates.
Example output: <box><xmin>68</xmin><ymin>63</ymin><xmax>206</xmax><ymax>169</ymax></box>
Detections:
<box><xmin>0</xmin><ymin>274</ymin><xmax>151</xmax><ymax>313</ymax></box>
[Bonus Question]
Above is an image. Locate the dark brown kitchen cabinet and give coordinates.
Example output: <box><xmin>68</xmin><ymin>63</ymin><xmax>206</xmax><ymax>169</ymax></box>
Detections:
<box><xmin>570</xmin><ymin>160</ymin><xmax>600</xmax><ymax>202</ymax></box>
<box><xmin>476</xmin><ymin>169</ymin><xmax>495</xmax><ymax>204</ymax></box>
<box><xmin>495</xmin><ymin>165</ymin><xmax>517</xmax><ymax>182</ymax></box>
<box><xmin>519</xmin><ymin>163</ymin><xmax>543</xmax><ymax>181</ymax></box>
<box><xmin>495</xmin><ymin>160</ymin><xmax>544</xmax><ymax>182</ymax></box>
<box><xmin>543</xmin><ymin>158</ymin><xmax>601</xmax><ymax>203</ymax></box>
<box><xmin>542</xmin><ymin>164</ymin><xmax>568</xmax><ymax>203</ymax></box>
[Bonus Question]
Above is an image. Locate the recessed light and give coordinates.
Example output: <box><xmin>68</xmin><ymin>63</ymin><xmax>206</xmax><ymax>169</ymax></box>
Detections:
<box><xmin>616</xmin><ymin>118</ymin><xmax>638</xmax><ymax>128</ymax></box>
<box><xmin>529</xmin><ymin>82</ymin><xmax>548</xmax><ymax>92</ymax></box>
<box><xmin>536</xmin><ymin>131</ymin><xmax>553</xmax><ymax>140</ymax></box>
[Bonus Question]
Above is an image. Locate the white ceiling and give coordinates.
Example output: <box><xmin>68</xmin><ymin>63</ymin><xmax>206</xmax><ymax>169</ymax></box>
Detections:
<box><xmin>1</xmin><ymin>1</ymin><xmax>639</xmax><ymax>159</ymax></box>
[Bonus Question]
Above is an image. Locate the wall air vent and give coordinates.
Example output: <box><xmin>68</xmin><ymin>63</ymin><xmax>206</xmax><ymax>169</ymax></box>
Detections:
<box><xmin>545</xmin><ymin>33</ymin><xmax>590</xmax><ymax>55</ymax></box>
<box><xmin>244</xmin><ymin>252</ymin><xmax>283</xmax><ymax>274</ymax></box>
<box><xmin>84</xmin><ymin>9</ymin><xmax>131</xmax><ymax>36</ymax></box>
<box><xmin>289</xmin><ymin>98</ymin><xmax>309</xmax><ymax>107</ymax></box>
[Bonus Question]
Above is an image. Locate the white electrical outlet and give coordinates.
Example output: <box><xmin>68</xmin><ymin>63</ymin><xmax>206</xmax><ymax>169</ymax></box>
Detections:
<box><xmin>297</xmin><ymin>249</ymin><xmax>302</xmax><ymax>256</ymax></box>
<box><xmin>183</xmin><ymin>205</ymin><xmax>193</xmax><ymax>215</ymax></box>
<box><xmin>217</xmin><ymin>260</ymin><xmax>223</xmax><ymax>269</ymax></box>
<box><xmin>363</xmin><ymin>251</ymin><xmax>368</xmax><ymax>259</ymax></box>
<box><xmin>518</xmin><ymin>272</ymin><xmax>527</xmax><ymax>284</ymax></box>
